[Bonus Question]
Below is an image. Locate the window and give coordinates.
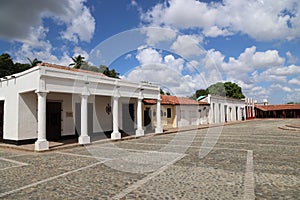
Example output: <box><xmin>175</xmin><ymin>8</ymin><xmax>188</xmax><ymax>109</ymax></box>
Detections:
<box><xmin>167</xmin><ymin>108</ymin><xmax>172</xmax><ymax>118</ymax></box>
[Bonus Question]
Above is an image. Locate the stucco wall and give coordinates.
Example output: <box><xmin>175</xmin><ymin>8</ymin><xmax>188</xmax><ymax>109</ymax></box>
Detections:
<box><xmin>0</xmin><ymin>68</ymin><xmax>39</xmax><ymax>140</ymax></box>
<box><xmin>18</xmin><ymin>92</ymin><xmax>37</xmax><ymax>140</ymax></box>
<box><xmin>202</xmin><ymin>94</ymin><xmax>245</xmax><ymax>124</ymax></box>
<box><xmin>94</xmin><ymin>95</ymin><xmax>113</xmax><ymax>132</ymax></box>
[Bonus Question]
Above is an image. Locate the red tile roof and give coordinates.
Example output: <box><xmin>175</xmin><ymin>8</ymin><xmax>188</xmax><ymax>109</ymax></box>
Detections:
<box><xmin>38</xmin><ymin>62</ymin><xmax>107</xmax><ymax>77</ymax></box>
<box><xmin>143</xmin><ymin>95</ymin><xmax>210</xmax><ymax>105</ymax></box>
<box><xmin>255</xmin><ymin>104</ymin><xmax>300</xmax><ymax>111</ymax></box>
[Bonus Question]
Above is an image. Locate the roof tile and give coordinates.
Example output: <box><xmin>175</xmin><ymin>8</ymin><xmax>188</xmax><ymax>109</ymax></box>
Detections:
<box><xmin>38</xmin><ymin>62</ymin><xmax>107</xmax><ymax>77</ymax></box>
<box><xmin>255</xmin><ymin>104</ymin><xmax>300</xmax><ymax>111</ymax></box>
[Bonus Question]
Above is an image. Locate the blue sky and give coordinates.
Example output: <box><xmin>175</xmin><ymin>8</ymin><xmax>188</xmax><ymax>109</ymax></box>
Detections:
<box><xmin>0</xmin><ymin>0</ymin><xmax>300</xmax><ymax>104</ymax></box>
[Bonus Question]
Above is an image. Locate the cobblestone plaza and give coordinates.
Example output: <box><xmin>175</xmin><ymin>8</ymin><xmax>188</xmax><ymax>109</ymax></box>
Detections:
<box><xmin>0</xmin><ymin>119</ymin><xmax>299</xmax><ymax>199</ymax></box>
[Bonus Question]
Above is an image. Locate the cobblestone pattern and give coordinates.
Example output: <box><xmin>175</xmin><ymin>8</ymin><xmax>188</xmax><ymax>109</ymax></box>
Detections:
<box><xmin>0</xmin><ymin>119</ymin><xmax>299</xmax><ymax>199</ymax></box>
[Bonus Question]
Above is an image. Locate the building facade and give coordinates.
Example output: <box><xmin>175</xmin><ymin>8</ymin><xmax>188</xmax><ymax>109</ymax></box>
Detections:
<box><xmin>199</xmin><ymin>94</ymin><xmax>246</xmax><ymax>124</ymax></box>
<box><xmin>255</xmin><ymin>104</ymin><xmax>300</xmax><ymax>118</ymax></box>
<box><xmin>143</xmin><ymin>95</ymin><xmax>210</xmax><ymax>129</ymax></box>
<box><xmin>0</xmin><ymin>63</ymin><xmax>162</xmax><ymax>151</ymax></box>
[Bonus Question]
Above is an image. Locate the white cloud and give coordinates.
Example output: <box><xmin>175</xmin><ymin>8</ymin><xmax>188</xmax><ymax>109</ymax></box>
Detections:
<box><xmin>221</xmin><ymin>46</ymin><xmax>284</xmax><ymax>76</ymax></box>
<box><xmin>270</xmin><ymin>84</ymin><xmax>293</xmax><ymax>93</ymax></box>
<box><xmin>202</xmin><ymin>26</ymin><xmax>232</xmax><ymax>38</ymax></box>
<box><xmin>141</xmin><ymin>27</ymin><xmax>177</xmax><ymax>46</ymax></box>
<box><xmin>286</xmin><ymin>51</ymin><xmax>298</xmax><ymax>64</ymax></box>
<box><xmin>59</xmin><ymin>0</ymin><xmax>95</xmax><ymax>43</ymax></box>
<box><xmin>0</xmin><ymin>0</ymin><xmax>95</xmax><ymax>44</ymax></box>
<box><xmin>170</xmin><ymin>35</ymin><xmax>205</xmax><ymax>58</ymax></box>
<box><xmin>124</xmin><ymin>47</ymin><xmax>211</xmax><ymax>96</ymax></box>
<box><xmin>141</xmin><ymin>0</ymin><xmax>300</xmax><ymax>41</ymax></box>
<box><xmin>289</xmin><ymin>78</ymin><xmax>300</xmax><ymax>86</ymax></box>
<box><xmin>135</xmin><ymin>47</ymin><xmax>162</xmax><ymax>65</ymax></box>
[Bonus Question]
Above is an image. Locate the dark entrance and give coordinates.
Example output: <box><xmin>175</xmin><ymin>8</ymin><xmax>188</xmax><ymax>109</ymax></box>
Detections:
<box><xmin>75</xmin><ymin>103</ymin><xmax>93</xmax><ymax>136</ymax></box>
<box><xmin>122</xmin><ymin>103</ymin><xmax>135</xmax><ymax>134</ymax></box>
<box><xmin>46</xmin><ymin>102</ymin><xmax>61</xmax><ymax>141</ymax></box>
<box><xmin>144</xmin><ymin>107</ymin><xmax>152</xmax><ymax>130</ymax></box>
<box><xmin>0</xmin><ymin>101</ymin><xmax>4</xmax><ymax>142</ymax></box>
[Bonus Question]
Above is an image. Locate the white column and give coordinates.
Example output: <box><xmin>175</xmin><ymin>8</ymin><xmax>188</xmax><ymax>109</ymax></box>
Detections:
<box><xmin>79</xmin><ymin>94</ymin><xmax>90</xmax><ymax>144</ymax></box>
<box><xmin>111</xmin><ymin>95</ymin><xmax>121</xmax><ymax>139</ymax></box>
<box><xmin>252</xmin><ymin>99</ymin><xmax>255</xmax><ymax>118</ymax></box>
<box><xmin>135</xmin><ymin>97</ymin><xmax>144</xmax><ymax>136</ymax></box>
<box><xmin>155</xmin><ymin>98</ymin><xmax>163</xmax><ymax>133</ymax></box>
<box><xmin>35</xmin><ymin>91</ymin><xmax>49</xmax><ymax>151</ymax></box>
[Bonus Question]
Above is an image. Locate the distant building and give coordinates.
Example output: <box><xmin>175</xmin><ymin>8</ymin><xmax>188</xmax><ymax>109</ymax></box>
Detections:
<box><xmin>245</xmin><ymin>98</ymin><xmax>256</xmax><ymax>119</ymax></box>
<box><xmin>143</xmin><ymin>95</ymin><xmax>210</xmax><ymax>129</ymax></box>
<box><xmin>198</xmin><ymin>94</ymin><xmax>246</xmax><ymax>124</ymax></box>
<box><xmin>255</xmin><ymin>104</ymin><xmax>300</xmax><ymax>118</ymax></box>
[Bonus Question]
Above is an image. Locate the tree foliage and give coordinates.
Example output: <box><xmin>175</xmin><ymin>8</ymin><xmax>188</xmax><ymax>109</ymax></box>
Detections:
<box><xmin>192</xmin><ymin>82</ymin><xmax>245</xmax><ymax>99</ymax></box>
<box><xmin>99</xmin><ymin>65</ymin><xmax>119</xmax><ymax>78</ymax></box>
<box><xmin>27</xmin><ymin>57</ymin><xmax>42</xmax><ymax>67</ymax></box>
<box><xmin>0</xmin><ymin>53</ymin><xmax>30</xmax><ymax>78</ymax></box>
<box><xmin>69</xmin><ymin>55</ymin><xmax>85</xmax><ymax>69</ymax></box>
<box><xmin>68</xmin><ymin>56</ymin><xmax>120</xmax><ymax>78</ymax></box>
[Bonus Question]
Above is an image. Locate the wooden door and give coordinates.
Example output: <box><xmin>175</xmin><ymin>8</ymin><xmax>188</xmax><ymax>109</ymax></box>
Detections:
<box><xmin>46</xmin><ymin>102</ymin><xmax>61</xmax><ymax>141</ymax></box>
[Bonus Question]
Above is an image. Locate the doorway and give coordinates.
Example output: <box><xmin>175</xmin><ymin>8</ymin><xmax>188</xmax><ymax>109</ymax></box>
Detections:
<box><xmin>144</xmin><ymin>107</ymin><xmax>152</xmax><ymax>130</ymax></box>
<box><xmin>46</xmin><ymin>102</ymin><xmax>61</xmax><ymax>141</ymax></box>
<box><xmin>122</xmin><ymin>103</ymin><xmax>135</xmax><ymax>134</ymax></box>
<box><xmin>0</xmin><ymin>101</ymin><xmax>4</xmax><ymax>142</ymax></box>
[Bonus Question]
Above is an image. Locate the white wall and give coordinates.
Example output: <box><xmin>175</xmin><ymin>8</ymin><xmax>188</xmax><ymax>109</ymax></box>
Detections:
<box><xmin>94</xmin><ymin>96</ymin><xmax>113</xmax><ymax>132</ymax></box>
<box><xmin>0</xmin><ymin>68</ymin><xmax>40</xmax><ymax>140</ymax></box>
<box><xmin>201</xmin><ymin>94</ymin><xmax>245</xmax><ymax>124</ymax></box>
<box><xmin>18</xmin><ymin>92</ymin><xmax>37</xmax><ymax>140</ymax></box>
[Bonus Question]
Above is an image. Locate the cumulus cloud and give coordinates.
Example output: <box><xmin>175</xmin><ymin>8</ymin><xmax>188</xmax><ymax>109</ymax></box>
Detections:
<box><xmin>170</xmin><ymin>35</ymin><xmax>205</xmax><ymax>58</ymax></box>
<box><xmin>0</xmin><ymin>0</ymin><xmax>95</xmax><ymax>44</ymax></box>
<box><xmin>221</xmin><ymin>46</ymin><xmax>285</xmax><ymax>76</ymax></box>
<box><xmin>286</xmin><ymin>51</ymin><xmax>298</xmax><ymax>64</ymax></box>
<box><xmin>124</xmin><ymin>47</ymin><xmax>212</xmax><ymax>96</ymax></box>
<box><xmin>289</xmin><ymin>78</ymin><xmax>300</xmax><ymax>86</ymax></box>
<box><xmin>141</xmin><ymin>27</ymin><xmax>177</xmax><ymax>46</ymax></box>
<box><xmin>141</xmin><ymin>0</ymin><xmax>300</xmax><ymax>41</ymax></box>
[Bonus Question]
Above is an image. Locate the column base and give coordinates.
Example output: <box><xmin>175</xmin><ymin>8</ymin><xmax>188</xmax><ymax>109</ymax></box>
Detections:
<box><xmin>135</xmin><ymin>129</ymin><xmax>144</xmax><ymax>137</ymax></box>
<box><xmin>155</xmin><ymin>127</ymin><xmax>163</xmax><ymax>134</ymax></box>
<box><xmin>35</xmin><ymin>140</ymin><xmax>49</xmax><ymax>151</ymax></box>
<box><xmin>111</xmin><ymin>131</ymin><xmax>121</xmax><ymax>140</ymax></box>
<box><xmin>78</xmin><ymin>135</ymin><xmax>91</xmax><ymax>144</ymax></box>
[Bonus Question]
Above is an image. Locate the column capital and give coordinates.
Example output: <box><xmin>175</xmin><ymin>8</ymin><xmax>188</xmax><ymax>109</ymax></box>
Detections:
<box><xmin>35</xmin><ymin>90</ymin><xmax>49</xmax><ymax>95</ymax></box>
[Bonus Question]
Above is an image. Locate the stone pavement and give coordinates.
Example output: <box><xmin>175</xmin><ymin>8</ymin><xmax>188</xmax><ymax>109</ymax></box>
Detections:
<box><xmin>0</xmin><ymin>119</ymin><xmax>299</xmax><ymax>199</ymax></box>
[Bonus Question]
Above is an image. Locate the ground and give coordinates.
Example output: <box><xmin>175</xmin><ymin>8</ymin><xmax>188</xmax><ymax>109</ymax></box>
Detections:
<box><xmin>0</xmin><ymin>119</ymin><xmax>299</xmax><ymax>199</ymax></box>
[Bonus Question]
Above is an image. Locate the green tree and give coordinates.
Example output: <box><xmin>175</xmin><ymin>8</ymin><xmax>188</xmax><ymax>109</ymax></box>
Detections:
<box><xmin>191</xmin><ymin>82</ymin><xmax>245</xmax><ymax>99</ymax></box>
<box><xmin>0</xmin><ymin>53</ymin><xmax>14</xmax><ymax>77</ymax></box>
<box><xmin>99</xmin><ymin>65</ymin><xmax>119</xmax><ymax>78</ymax></box>
<box><xmin>69</xmin><ymin>55</ymin><xmax>85</xmax><ymax>69</ymax></box>
<box><xmin>0</xmin><ymin>53</ymin><xmax>30</xmax><ymax>77</ymax></box>
<box><xmin>207</xmin><ymin>82</ymin><xmax>226</xmax><ymax>96</ymax></box>
<box><xmin>27</xmin><ymin>57</ymin><xmax>42</xmax><ymax>67</ymax></box>
<box><xmin>224</xmin><ymin>82</ymin><xmax>245</xmax><ymax>99</ymax></box>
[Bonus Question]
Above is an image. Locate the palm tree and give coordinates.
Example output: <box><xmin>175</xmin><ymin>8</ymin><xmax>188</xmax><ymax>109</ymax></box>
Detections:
<box><xmin>69</xmin><ymin>55</ymin><xmax>85</xmax><ymax>69</ymax></box>
<box><xmin>27</xmin><ymin>58</ymin><xmax>42</xmax><ymax>67</ymax></box>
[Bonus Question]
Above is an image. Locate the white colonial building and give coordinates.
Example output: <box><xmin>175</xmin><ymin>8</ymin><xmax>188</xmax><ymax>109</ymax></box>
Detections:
<box><xmin>143</xmin><ymin>95</ymin><xmax>210</xmax><ymax>129</ymax></box>
<box><xmin>0</xmin><ymin>63</ymin><xmax>162</xmax><ymax>151</ymax></box>
<box><xmin>199</xmin><ymin>94</ymin><xmax>246</xmax><ymax>124</ymax></box>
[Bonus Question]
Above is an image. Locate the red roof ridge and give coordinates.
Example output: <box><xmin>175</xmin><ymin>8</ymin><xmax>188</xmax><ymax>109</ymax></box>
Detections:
<box><xmin>143</xmin><ymin>95</ymin><xmax>210</xmax><ymax>105</ymax></box>
<box><xmin>38</xmin><ymin>62</ymin><xmax>107</xmax><ymax>77</ymax></box>
<box><xmin>255</xmin><ymin>104</ymin><xmax>300</xmax><ymax>111</ymax></box>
